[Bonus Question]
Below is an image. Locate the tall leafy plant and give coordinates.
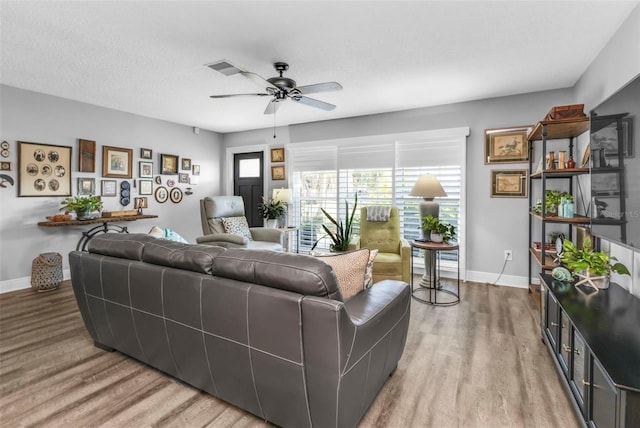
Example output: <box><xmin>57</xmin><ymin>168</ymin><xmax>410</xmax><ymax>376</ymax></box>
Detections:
<box><xmin>311</xmin><ymin>194</ymin><xmax>358</xmax><ymax>252</ymax></box>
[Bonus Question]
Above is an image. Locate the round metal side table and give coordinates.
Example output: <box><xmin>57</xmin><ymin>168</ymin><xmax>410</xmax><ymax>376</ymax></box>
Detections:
<box><xmin>411</xmin><ymin>240</ymin><xmax>460</xmax><ymax>306</ymax></box>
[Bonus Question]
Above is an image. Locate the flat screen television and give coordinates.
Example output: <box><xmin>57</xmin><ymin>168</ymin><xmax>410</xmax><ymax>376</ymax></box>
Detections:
<box><xmin>589</xmin><ymin>74</ymin><xmax>640</xmax><ymax>249</ymax></box>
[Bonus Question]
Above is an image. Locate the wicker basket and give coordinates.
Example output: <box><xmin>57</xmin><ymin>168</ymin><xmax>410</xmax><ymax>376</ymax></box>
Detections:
<box><xmin>30</xmin><ymin>252</ymin><xmax>63</xmax><ymax>292</ymax></box>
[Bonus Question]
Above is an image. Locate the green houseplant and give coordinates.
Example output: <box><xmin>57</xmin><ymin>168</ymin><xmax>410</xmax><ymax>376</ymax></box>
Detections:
<box><xmin>561</xmin><ymin>237</ymin><xmax>629</xmax><ymax>289</ymax></box>
<box><xmin>531</xmin><ymin>190</ymin><xmax>573</xmax><ymax>216</ymax></box>
<box><xmin>421</xmin><ymin>215</ymin><xmax>456</xmax><ymax>243</ymax></box>
<box><xmin>258</xmin><ymin>197</ymin><xmax>286</xmax><ymax>227</ymax></box>
<box><xmin>60</xmin><ymin>195</ymin><xmax>103</xmax><ymax>220</ymax></box>
<box><xmin>311</xmin><ymin>194</ymin><xmax>358</xmax><ymax>252</ymax></box>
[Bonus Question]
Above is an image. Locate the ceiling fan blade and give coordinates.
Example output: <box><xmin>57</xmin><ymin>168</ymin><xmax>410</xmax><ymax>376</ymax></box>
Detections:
<box><xmin>240</xmin><ymin>71</ymin><xmax>280</xmax><ymax>91</ymax></box>
<box><xmin>209</xmin><ymin>93</ymin><xmax>270</xmax><ymax>98</ymax></box>
<box><xmin>292</xmin><ymin>95</ymin><xmax>336</xmax><ymax>111</ymax></box>
<box><xmin>295</xmin><ymin>82</ymin><xmax>343</xmax><ymax>95</ymax></box>
<box><xmin>264</xmin><ymin>99</ymin><xmax>282</xmax><ymax>115</ymax></box>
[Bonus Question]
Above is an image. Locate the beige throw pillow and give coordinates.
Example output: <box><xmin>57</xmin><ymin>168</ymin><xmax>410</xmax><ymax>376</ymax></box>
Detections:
<box><xmin>221</xmin><ymin>216</ymin><xmax>253</xmax><ymax>241</ymax></box>
<box><xmin>312</xmin><ymin>249</ymin><xmax>371</xmax><ymax>300</ymax></box>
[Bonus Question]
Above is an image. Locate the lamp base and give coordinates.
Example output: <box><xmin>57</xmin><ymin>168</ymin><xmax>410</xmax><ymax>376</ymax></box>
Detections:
<box><xmin>419</xmin><ymin>198</ymin><xmax>440</xmax><ymax>240</ymax></box>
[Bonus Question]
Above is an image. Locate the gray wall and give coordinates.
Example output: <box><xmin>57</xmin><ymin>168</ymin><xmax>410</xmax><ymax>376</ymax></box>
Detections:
<box><xmin>0</xmin><ymin>85</ymin><xmax>223</xmax><ymax>289</ymax></box>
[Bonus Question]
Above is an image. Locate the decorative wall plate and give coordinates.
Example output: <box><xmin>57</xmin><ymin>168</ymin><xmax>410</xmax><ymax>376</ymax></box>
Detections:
<box><xmin>167</xmin><ymin>179</ymin><xmax>175</xmax><ymax>187</ymax></box>
<box><xmin>169</xmin><ymin>187</ymin><xmax>183</xmax><ymax>203</ymax></box>
<box><xmin>155</xmin><ymin>186</ymin><xmax>168</xmax><ymax>203</ymax></box>
<box><xmin>154</xmin><ymin>176</ymin><xmax>162</xmax><ymax>185</ymax></box>
<box><xmin>1</xmin><ymin>141</ymin><xmax>9</xmax><ymax>150</ymax></box>
<box><xmin>1</xmin><ymin>149</ymin><xmax>9</xmax><ymax>158</ymax></box>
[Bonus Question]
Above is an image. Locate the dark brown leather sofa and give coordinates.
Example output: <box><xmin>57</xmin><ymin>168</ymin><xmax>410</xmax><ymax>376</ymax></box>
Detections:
<box><xmin>69</xmin><ymin>234</ymin><xmax>410</xmax><ymax>428</ymax></box>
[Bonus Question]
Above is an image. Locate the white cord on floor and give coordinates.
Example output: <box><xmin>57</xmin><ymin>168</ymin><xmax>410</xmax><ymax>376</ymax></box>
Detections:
<box><xmin>490</xmin><ymin>258</ymin><xmax>508</xmax><ymax>286</ymax></box>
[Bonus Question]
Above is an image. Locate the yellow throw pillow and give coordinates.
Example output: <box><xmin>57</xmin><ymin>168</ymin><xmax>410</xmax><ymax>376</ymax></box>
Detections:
<box><xmin>312</xmin><ymin>249</ymin><xmax>371</xmax><ymax>300</ymax></box>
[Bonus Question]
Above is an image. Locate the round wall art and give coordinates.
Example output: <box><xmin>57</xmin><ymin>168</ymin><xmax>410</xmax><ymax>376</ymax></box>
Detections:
<box><xmin>154</xmin><ymin>186</ymin><xmax>168</xmax><ymax>203</ymax></box>
<box><xmin>169</xmin><ymin>187</ymin><xmax>183</xmax><ymax>203</ymax></box>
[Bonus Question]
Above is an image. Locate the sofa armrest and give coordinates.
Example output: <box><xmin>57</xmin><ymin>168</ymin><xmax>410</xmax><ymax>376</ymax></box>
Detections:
<box><xmin>196</xmin><ymin>233</ymin><xmax>248</xmax><ymax>246</ymax></box>
<box><xmin>250</xmin><ymin>227</ymin><xmax>284</xmax><ymax>244</ymax></box>
<box><xmin>400</xmin><ymin>238</ymin><xmax>411</xmax><ymax>283</ymax></box>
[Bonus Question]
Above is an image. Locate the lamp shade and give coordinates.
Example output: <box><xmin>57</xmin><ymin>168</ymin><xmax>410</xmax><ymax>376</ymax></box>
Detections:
<box><xmin>409</xmin><ymin>174</ymin><xmax>447</xmax><ymax>199</ymax></box>
<box><xmin>272</xmin><ymin>188</ymin><xmax>292</xmax><ymax>204</ymax></box>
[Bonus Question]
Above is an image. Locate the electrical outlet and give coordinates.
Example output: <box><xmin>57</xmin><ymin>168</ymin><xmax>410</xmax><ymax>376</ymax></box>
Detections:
<box><xmin>504</xmin><ymin>250</ymin><xmax>513</xmax><ymax>261</ymax></box>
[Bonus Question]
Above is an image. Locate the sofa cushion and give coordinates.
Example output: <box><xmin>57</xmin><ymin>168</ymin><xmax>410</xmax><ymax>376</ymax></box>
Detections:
<box><xmin>148</xmin><ymin>226</ymin><xmax>189</xmax><ymax>243</ymax></box>
<box><xmin>221</xmin><ymin>216</ymin><xmax>253</xmax><ymax>241</ymax></box>
<box><xmin>142</xmin><ymin>239</ymin><xmax>226</xmax><ymax>275</ymax></box>
<box><xmin>364</xmin><ymin>249</ymin><xmax>378</xmax><ymax>288</ymax></box>
<box><xmin>87</xmin><ymin>233</ymin><xmax>156</xmax><ymax>260</ymax></box>
<box><xmin>213</xmin><ymin>249</ymin><xmax>343</xmax><ymax>301</ymax></box>
<box><xmin>312</xmin><ymin>249</ymin><xmax>371</xmax><ymax>299</ymax></box>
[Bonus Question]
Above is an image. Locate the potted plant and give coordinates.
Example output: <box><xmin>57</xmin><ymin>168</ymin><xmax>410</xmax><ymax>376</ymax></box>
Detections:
<box><xmin>531</xmin><ymin>190</ymin><xmax>573</xmax><ymax>216</ymax></box>
<box><xmin>560</xmin><ymin>237</ymin><xmax>629</xmax><ymax>289</ymax></box>
<box><xmin>257</xmin><ymin>197</ymin><xmax>286</xmax><ymax>228</ymax></box>
<box><xmin>421</xmin><ymin>215</ymin><xmax>456</xmax><ymax>243</ymax></box>
<box><xmin>60</xmin><ymin>195</ymin><xmax>103</xmax><ymax>220</ymax></box>
<box><xmin>311</xmin><ymin>194</ymin><xmax>358</xmax><ymax>252</ymax></box>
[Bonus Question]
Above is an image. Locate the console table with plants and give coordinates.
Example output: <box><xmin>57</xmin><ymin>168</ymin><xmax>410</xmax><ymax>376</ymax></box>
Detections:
<box><xmin>38</xmin><ymin>214</ymin><xmax>158</xmax><ymax>251</ymax></box>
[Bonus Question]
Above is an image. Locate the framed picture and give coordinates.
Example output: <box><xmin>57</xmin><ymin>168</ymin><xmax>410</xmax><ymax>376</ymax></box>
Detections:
<box><xmin>134</xmin><ymin>197</ymin><xmax>148</xmax><ymax>209</ymax></box>
<box><xmin>484</xmin><ymin>126</ymin><xmax>532</xmax><ymax>164</ymax></box>
<box><xmin>170</xmin><ymin>187</ymin><xmax>183</xmax><ymax>203</ymax></box>
<box><xmin>139</xmin><ymin>161</ymin><xmax>153</xmax><ymax>178</ymax></box>
<box><xmin>490</xmin><ymin>169</ymin><xmax>528</xmax><ymax>198</ymax></box>
<box><xmin>78</xmin><ymin>177</ymin><xmax>95</xmax><ymax>196</ymax></box>
<box><xmin>178</xmin><ymin>173</ymin><xmax>189</xmax><ymax>184</ymax></box>
<box><xmin>160</xmin><ymin>153</ymin><xmax>178</xmax><ymax>175</ymax></box>
<box><xmin>140</xmin><ymin>148</ymin><xmax>153</xmax><ymax>159</ymax></box>
<box><xmin>155</xmin><ymin>186</ymin><xmax>169</xmax><ymax>203</ymax></box>
<box><xmin>181</xmin><ymin>158</ymin><xmax>191</xmax><ymax>170</ymax></box>
<box><xmin>271</xmin><ymin>165</ymin><xmax>286</xmax><ymax>181</ymax></box>
<box><xmin>271</xmin><ymin>147</ymin><xmax>285</xmax><ymax>163</ymax></box>
<box><xmin>192</xmin><ymin>164</ymin><xmax>200</xmax><ymax>176</ymax></box>
<box><xmin>78</xmin><ymin>139</ymin><xmax>96</xmax><ymax>173</ymax></box>
<box><xmin>101</xmin><ymin>179</ymin><xmax>117</xmax><ymax>197</ymax></box>
<box><xmin>139</xmin><ymin>179</ymin><xmax>153</xmax><ymax>195</ymax></box>
<box><xmin>102</xmin><ymin>145</ymin><xmax>133</xmax><ymax>178</ymax></box>
<box><xmin>18</xmin><ymin>141</ymin><xmax>72</xmax><ymax>197</ymax></box>
<box><xmin>590</xmin><ymin>117</ymin><xmax>634</xmax><ymax>158</ymax></box>
<box><xmin>592</xmin><ymin>173</ymin><xmax>620</xmax><ymax>196</ymax></box>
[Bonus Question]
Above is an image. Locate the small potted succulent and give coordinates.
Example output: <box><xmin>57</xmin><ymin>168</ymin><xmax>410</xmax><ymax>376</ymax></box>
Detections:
<box><xmin>421</xmin><ymin>215</ymin><xmax>456</xmax><ymax>243</ymax></box>
<box><xmin>560</xmin><ymin>237</ymin><xmax>629</xmax><ymax>289</ymax></box>
<box><xmin>60</xmin><ymin>195</ymin><xmax>103</xmax><ymax>220</ymax></box>
<box><xmin>258</xmin><ymin>197</ymin><xmax>286</xmax><ymax>228</ymax></box>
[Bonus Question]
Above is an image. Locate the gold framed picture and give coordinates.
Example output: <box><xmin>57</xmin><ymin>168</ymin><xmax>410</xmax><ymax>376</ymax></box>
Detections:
<box><xmin>270</xmin><ymin>147</ymin><xmax>285</xmax><ymax>163</ymax></box>
<box><xmin>271</xmin><ymin>165</ymin><xmax>286</xmax><ymax>180</ymax></box>
<box><xmin>160</xmin><ymin>153</ymin><xmax>178</xmax><ymax>175</ymax></box>
<box><xmin>102</xmin><ymin>145</ymin><xmax>133</xmax><ymax>178</ymax></box>
<box><xmin>484</xmin><ymin>126</ymin><xmax>532</xmax><ymax>164</ymax></box>
<box><xmin>490</xmin><ymin>169</ymin><xmax>528</xmax><ymax>198</ymax></box>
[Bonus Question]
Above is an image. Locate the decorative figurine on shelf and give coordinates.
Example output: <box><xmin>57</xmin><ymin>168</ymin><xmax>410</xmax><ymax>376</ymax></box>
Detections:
<box><xmin>546</xmin><ymin>151</ymin><xmax>555</xmax><ymax>170</ymax></box>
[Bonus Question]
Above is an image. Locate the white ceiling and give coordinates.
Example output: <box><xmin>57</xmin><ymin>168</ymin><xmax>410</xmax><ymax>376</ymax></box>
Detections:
<box><xmin>1</xmin><ymin>1</ymin><xmax>637</xmax><ymax>133</ymax></box>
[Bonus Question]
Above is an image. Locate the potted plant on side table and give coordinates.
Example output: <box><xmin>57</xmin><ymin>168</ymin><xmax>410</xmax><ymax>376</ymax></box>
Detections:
<box><xmin>60</xmin><ymin>195</ymin><xmax>103</xmax><ymax>220</ymax></box>
<box><xmin>560</xmin><ymin>237</ymin><xmax>630</xmax><ymax>290</ymax></box>
<box><xmin>258</xmin><ymin>197</ymin><xmax>286</xmax><ymax>228</ymax></box>
<box><xmin>421</xmin><ymin>215</ymin><xmax>456</xmax><ymax>244</ymax></box>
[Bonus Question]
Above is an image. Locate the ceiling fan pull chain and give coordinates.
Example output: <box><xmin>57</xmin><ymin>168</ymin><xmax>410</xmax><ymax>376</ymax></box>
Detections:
<box><xmin>273</xmin><ymin>103</ymin><xmax>277</xmax><ymax>139</ymax></box>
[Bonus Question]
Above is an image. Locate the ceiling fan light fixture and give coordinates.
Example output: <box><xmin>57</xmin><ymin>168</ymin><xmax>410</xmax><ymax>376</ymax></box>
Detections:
<box><xmin>205</xmin><ymin>59</ymin><xmax>244</xmax><ymax>76</ymax></box>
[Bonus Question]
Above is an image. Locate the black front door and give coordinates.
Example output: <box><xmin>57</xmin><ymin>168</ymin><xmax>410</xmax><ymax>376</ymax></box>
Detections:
<box><xmin>234</xmin><ymin>152</ymin><xmax>264</xmax><ymax>227</ymax></box>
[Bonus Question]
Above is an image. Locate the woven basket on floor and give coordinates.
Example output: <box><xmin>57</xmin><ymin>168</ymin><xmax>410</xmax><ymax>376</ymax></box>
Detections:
<box><xmin>30</xmin><ymin>252</ymin><xmax>63</xmax><ymax>292</ymax></box>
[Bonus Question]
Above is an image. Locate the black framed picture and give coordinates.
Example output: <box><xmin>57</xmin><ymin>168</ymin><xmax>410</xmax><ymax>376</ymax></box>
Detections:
<box><xmin>140</xmin><ymin>148</ymin><xmax>153</xmax><ymax>159</ymax></box>
<box><xmin>160</xmin><ymin>154</ymin><xmax>178</xmax><ymax>175</ymax></box>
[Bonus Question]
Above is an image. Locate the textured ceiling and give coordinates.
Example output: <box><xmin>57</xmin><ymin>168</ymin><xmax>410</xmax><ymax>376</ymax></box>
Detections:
<box><xmin>1</xmin><ymin>1</ymin><xmax>637</xmax><ymax>133</ymax></box>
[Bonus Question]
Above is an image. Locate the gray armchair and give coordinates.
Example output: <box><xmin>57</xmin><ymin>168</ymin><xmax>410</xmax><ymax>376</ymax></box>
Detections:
<box><xmin>196</xmin><ymin>196</ymin><xmax>284</xmax><ymax>251</ymax></box>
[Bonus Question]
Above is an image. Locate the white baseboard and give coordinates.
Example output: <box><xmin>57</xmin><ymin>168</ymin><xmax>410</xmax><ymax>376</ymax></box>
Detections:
<box><xmin>0</xmin><ymin>269</ymin><xmax>71</xmax><ymax>294</ymax></box>
<box><xmin>464</xmin><ymin>270</ymin><xmax>531</xmax><ymax>289</ymax></box>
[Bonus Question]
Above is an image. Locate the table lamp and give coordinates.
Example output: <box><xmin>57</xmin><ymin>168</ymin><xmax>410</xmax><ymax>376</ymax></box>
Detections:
<box><xmin>409</xmin><ymin>174</ymin><xmax>447</xmax><ymax>239</ymax></box>
<box><xmin>273</xmin><ymin>188</ymin><xmax>292</xmax><ymax>227</ymax></box>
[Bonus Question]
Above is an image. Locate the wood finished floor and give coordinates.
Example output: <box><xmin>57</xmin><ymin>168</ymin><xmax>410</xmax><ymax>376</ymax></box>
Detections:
<box><xmin>0</xmin><ymin>279</ymin><xmax>580</xmax><ymax>428</ymax></box>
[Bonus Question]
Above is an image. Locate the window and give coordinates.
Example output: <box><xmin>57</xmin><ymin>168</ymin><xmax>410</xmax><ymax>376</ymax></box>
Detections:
<box><xmin>289</xmin><ymin>127</ymin><xmax>469</xmax><ymax>276</ymax></box>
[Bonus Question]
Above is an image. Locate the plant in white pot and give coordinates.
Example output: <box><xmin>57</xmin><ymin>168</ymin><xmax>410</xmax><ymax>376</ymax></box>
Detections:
<box><xmin>258</xmin><ymin>197</ymin><xmax>286</xmax><ymax>228</ymax></box>
<box><xmin>60</xmin><ymin>195</ymin><xmax>103</xmax><ymax>220</ymax></box>
<box><xmin>560</xmin><ymin>237</ymin><xmax>630</xmax><ymax>290</ymax></box>
<box><xmin>421</xmin><ymin>215</ymin><xmax>456</xmax><ymax>243</ymax></box>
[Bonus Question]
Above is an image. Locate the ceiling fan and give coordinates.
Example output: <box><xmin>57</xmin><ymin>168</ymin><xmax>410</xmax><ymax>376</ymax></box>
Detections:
<box><xmin>206</xmin><ymin>60</ymin><xmax>342</xmax><ymax>115</ymax></box>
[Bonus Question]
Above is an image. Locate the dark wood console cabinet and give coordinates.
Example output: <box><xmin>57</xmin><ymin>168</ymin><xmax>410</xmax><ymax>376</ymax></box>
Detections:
<box><xmin>540</xmin><ymin>275</ymin><xmax>640</xmax><ymax>427</ymax></box>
